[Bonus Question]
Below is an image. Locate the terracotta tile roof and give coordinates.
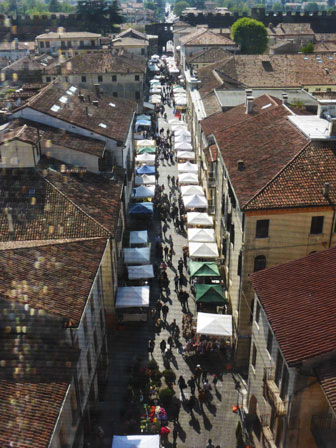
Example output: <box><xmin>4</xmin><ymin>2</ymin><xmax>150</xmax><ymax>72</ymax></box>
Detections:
<box><xmin>202</xmin><ymin>92</ymin><xmax>222</xmax><ymax>116</ymax></box>
<box><xmin>313</xmin><ymin>41</ymin><xmax>336</xmax><ymax>53</ymax></box>
<box><xmin>214</xmin><ymin>104</ymin><xmax>308</xmax><ymax>207</ymax></box>
<box><xmin>44</xmin><ymin>51</ymin><xmax>146</xmax><ymax>75</ymax></box>
<box><xmin>268</xmin><ymin>22</ymin><xmax>314</xmax><ymax>36</ymax></box>
<box><xmin>317</xmin><ymin>361</ymin><xmax>336</xmax><ymax>415</ymax></box>
<box><xmin>179</xmin><ymin>27</ymin><xmax>209</xmax><ymax>45</ymax></box>
<box><xmin>0</xmin><ymin>169</ymin><xmax>107</xmax><ymax>241</ymax></box>
<box><xmin>43</xmin><ymin>166</ymin><xmax>123</xmax><ymax>236</ymax></box>
<box><xmin>201</xmin><ymin>94</ymin><xmax>279</xmax><ymax>137</ymax></box>
<box><xmin>118</xmin><ymin>28</ymin><xmax>147</xmax><ymax>40</ymax></box>
<box><xmin>37</xmin><ymin>31</ymin><xmax>101</xmax><ymax>39</ymax></box>
<box><xmin>0</xmin><ymin>119</ymin><xmax>40</xmax><ymax>145</ymax></box>
<box><xmin>0</xmin><ymin>237</ymin><xmax>107</xmax><ymax>324</ymax></box>
<box><xmin>244</xmin><ymin>141</ymin><xmax>336</xmax><ymax>211</ymax></box>
<box><xmin>188</xmin><ymin>47</ymin><xmax>233</xmax><ymax>65</ymax></box>
<box><xmin>184</xmin><ymin>29</ymin><xmax>236</xmax><ymax>47</ymax></box>
<box><xmin>42</xmin><ymin>126</ymin><xmax>106</xmax><ymax>157</ymax></box>
<box><xmin>2</xmin><ymin>55</ymin><xmax>45</xmax><ymax>72</ymax></box>
<box><xmin>112</xmin><ymin>36</ymin><xmax>148</xmax><ymax>47</ymax></box>
<box><xmin>17</xmin><ymin>81</ymin><xmax>137</xmax><ymax>144</ymax></box>
<box><xmin>250</xmin><ymin>247</ymin><xmax>336</xmax><ymax>365</ymax></box>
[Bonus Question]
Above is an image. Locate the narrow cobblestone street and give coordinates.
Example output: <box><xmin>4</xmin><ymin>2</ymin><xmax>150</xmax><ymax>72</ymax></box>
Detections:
<box><xmin>96</xmin><ymin>84</ymin><xmax>240</xmax><ymax>448</ymax></box>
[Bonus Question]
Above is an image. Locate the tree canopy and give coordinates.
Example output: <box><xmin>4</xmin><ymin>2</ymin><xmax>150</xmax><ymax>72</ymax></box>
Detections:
<box><xmin>173</xmin><ymin>0</ymin><xmax>190</xmax><ymax>16</ymax></box>
<box><xmin>76</xmin><ymin>0</ymin><xmax>123</xmax><ymax>34</ymax></box>
<box><xmin>301</xmin><ymin>41</ymin><xmax>314</xmax><ymax>54</ymax></box>
<box><xmin>231</xmin><ymin>17</ymin><xmax>268</xmax><ymax>54</ymax></box>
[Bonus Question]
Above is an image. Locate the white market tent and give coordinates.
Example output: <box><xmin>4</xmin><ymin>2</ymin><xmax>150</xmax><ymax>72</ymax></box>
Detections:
<box><xmin>150</xmin><ymin>87</ymin><xmax>162</xmax><ymax>94</ymax></box>
<box><xmin>183</xmin><ymin>194</ymin><xmax>208</xmax><ymax>209</ymax></box>
<box><xmin>176</xmin><ymin>151</ymin><xmax>195</xmax><ymax>160</ymax></box>
<box><xmin>171</xmin><ymin>124</ymin><xmax>188</xmax><ymax>133</ymax></box>
<box><xmin>127</xmin><ymin>264</ymin><xmax>154</xmax><ymax>280</ymax></box>
<box><xmin>187</xmin><ymin>212</ymin><xmax>214</xmax><ymax>227</ymax></box>
<box><xmin>175</xmin><ymin>133</ymin><xmax>191</xmax><ymax>144</ymax></box>
<box><xmin>181</xmin><ymin>185</ymin><xmax>204</xmax><ymax>196</ymax></box>
<box><xmin>132</xmin><ymin>185</ymin><xmax>155</xmax><ymax>199</ymax></box>
<box><xmin>135</xmin><ymin>153</ymin><xmax>156</xmax><ymax>165</ymax></box>
<box><xmin>136</xmin><ymin>139</ymin><xmax>156</xmax><ymax>148</ymax></box>
<box><xmin>112</xmin><ymin>435</ymin><xmax>160</xmax><ymax>448</ymax></box>
<box><xmin>115</xmin><ymin>286</ymin><xmax>150</xmax><ymax>308</ymax></box>
<box><xmin>189</xmin><ymin>242</ymin><xmax>219</xmax><ymax>259</ymax></box>
<box><xmin>178</xmin><ymin>173</ymin><xmax>199</xmax><ymax>184</ymax></box>
<box><xmin>149</xmin><ymin>95</ymin><xmax>161</xmax><ymax>104</ymax></box>
<box><xmin>174</xmin><ymin>128</ymin><xmax>191</xmax><ymax>138</ymax></box>
<box><xmin>130</xmin><ymin>230</ymin><xmax>148</xmax><ymax>245</ymax></box>
<box><xmin>150</xmin><ymin>79</ymin><xmax>160</xmax><ymax>85</ymax></box>
<box><xmin>178</xmin><ymin>161</ymin><xmax>198</xmax><ymax>173</ymax></box>
<box><xmin>123</xmin><ymin>247</ymin><xmax>150</xmax><ymax>265</ymax></box>
<box><xmin>197</xmin><ymin>313</ymin><xmax>232</xmax><ymax>337</ymax></box>
<box><xmin>175</xmin><ymin>141</ymin><xmax>193</xmax><ymax>151</ymax></box>
<box><xmin>188</xmin><ymin>227</ymin><xmax>215</xmax><ymax>243</ymax></box>
<box><xmin>169</xmin><ymin>118</ymin><xmax>183</xmax><ymax>125</ymax></box>
<box><xmin>134</xmin><ymin>175</ymin><xmax>156</xmax><ymax>185</ymax></box>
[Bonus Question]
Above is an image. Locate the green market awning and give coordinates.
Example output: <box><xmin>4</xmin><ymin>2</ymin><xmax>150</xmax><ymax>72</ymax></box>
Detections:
<box><xmin>196</xmin><ymin>284</ymin><xmax>227</xmax><ymax>304</ymax></box>
<box><xmin>137</xmin><ymin>146</ymin><xmax>157</xmax><ymax>154</ymax></box>
<box><xmin>189</xmin><ymin>261</ymin><xmax>220</xmax><ymax>277</ymax></box>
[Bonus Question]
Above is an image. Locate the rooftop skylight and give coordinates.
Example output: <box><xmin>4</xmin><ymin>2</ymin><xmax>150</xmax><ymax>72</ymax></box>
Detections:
<box><xmin>261</xmin><ymin>103</ymin><xmax>272</xmax><ymax>110</ymax></box>
<box><xmin>109</xmin><ymin>103</ymin><xmax>116</xmax><ymax>107</ymax></box>
<box><xmin>99</xmin><ymin>123</ymin><xmax>107</xmax><ymax>128</ymax></box>
<box><xmin>50</xmin><ymin>104</ymin><xmax>60</xmax><ymax>112</ymax></box>
<box><xmin>59</xmin><ymin>96</ymin><xmax>68</xmax><ymax>104</ymax></box>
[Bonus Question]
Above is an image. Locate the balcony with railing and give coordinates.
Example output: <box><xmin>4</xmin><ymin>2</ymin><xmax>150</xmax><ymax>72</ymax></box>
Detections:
<box><xmin>264</xmin><ymin>367</ymin><xmax>287</xmax><ymax>416</ymax></box>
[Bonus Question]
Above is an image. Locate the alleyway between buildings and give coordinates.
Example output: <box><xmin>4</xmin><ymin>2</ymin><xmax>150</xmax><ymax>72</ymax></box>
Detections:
<box><xmin>94</xmin><ymin>81</ymin><xmax>240</xmax><ymax>448</ymax></box>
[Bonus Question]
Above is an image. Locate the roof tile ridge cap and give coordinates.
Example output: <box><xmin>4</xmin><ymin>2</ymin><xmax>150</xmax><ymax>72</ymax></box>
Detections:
<box><xmin>0</xmin><ymin>236</ymin><xmax>106</xmax><ymax>251</ymax></box>
<box><xmin>27</xmin><ymin>80</ymin><xmax>55</xmax><ymax>107</ymax></box>
<box><xmin>37</xmin><ymin>170</ymin><xmax>111</xmax><ymax>235</ymax></box>
<box><xmin>242</xmin><ymin>140</ymin><xmax>312</xmax><ymax>210</ymax></box>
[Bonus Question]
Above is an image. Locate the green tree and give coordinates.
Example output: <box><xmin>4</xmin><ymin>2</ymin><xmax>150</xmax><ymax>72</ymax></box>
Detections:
<box><xmin>173</xmin><ymin>0</ymin><xmax>190</xmax><ymax>15</ymax></box>
<box><xmin>76</xmin><ymin>0</ymin><xmax>123</xmax><ymax>34</ymax></box>
<box><xmin>304</xmin><ymin>2</ymin><xmax>319</xmax><ymax>11</ymax></box>
<box><xmin>144</xmin><ymin>1</ymin><xmax>156</xmax><ymax>10</ymax></box>
<box><xmin>48</xmin><ymin>0</ymin><xmax>60</xmax><ymax>12</ymax></box>
<box><xmin>272</xmin><ymin>1</ymin><xmax>283</xmax><ymax>11</ymax></box>
<box><xmin>301</xmin><ymin>41</ymin><xmax>314</xmax><ymax>54</ymax></box>
<box><xmin>231</xmin><ymin>17</ymin><xmax>268</xmax><ymax>54</ymax></box>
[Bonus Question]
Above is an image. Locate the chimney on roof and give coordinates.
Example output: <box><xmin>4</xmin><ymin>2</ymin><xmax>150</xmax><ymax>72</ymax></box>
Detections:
<box><xmin>246</xmin><ymin>96</ymin><xmax>254</xmax><ymax>114</ymax></box>
<box><xmin>237</xmin><ymin>160</ymin><xmax>245</xmax><ymax>171</ymax></box>
<box><xmin>94</xmin><ymin>83</ymin><xmax>100</xmax><ymax>98</ymax></box>
<box><xmin>282</xmin><ymin>93</ymin><xmax>289</xmax><ymax>105</ymax></box>
<box><xmin>329</xmin><ymin>118</ymin><xmax>336</xmax><ymax>137</ymax></box>
<box><xmin>323</xmin><ymin>182</ymin><xmax>330</xmax><ymax>197</ymax></box>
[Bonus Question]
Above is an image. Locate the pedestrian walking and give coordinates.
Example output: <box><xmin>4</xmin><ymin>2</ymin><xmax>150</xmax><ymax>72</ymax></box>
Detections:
<box><xmin>202</xmin><ymin>368</ymin><xmax>208</xmax><ymax>382</ymax></box>
<box><xmin>164</xmin><ymin>245</ymin><xmax>169</xmax><ymax>261</ymax></box>
<box><xmin>206</xmin><ymin>439</ymin><xmax>215</xmax><ymax>448</ymax></box>
<box><xmin>212</xmin><ymin>374</ymin><xmax>218</xmax><ymax>389</ymax></box>
<box><xmin>162</xmin><ymin>222</ymin><xmax>168</xmax><ymax>238</ymax></box>
<box><xmin>160</xmin><ymin>339</ymin><xmax>166</xmax><ymax>353</ymax></box>
<box><xmin>203</xmin><ymin>380</ymin><xmax>210</xmax><ymax>392</ymax></box>
<box><xmin>174</xmin><ymin>274</ymin><xmax>179</xmax><ymax>291</ymax></box>
<box><xmin>155</xmin><ymin>299</ymin><xmax>162</xmax><ymax>316</ymax></box>
<box><xmin>178</xmin><ymin>375</ymin><xmax>187</xmax><ymax>397</ymax></box>
<box><xmin>195</xmin><ymin>364</ymin><xmax>202</xmax><ymax>387</ymax></box>
<box><xmin>167</xmin><ymin>174</ymin><xmax>171</xmax><ymax>184</ymax></box>
<box><xmin>198</xmin><ymin>388</ymin><xmax>206</xmax><ymax>406</ymax></box>
<box><xmin>168</xmin><ymin>335</ymin><xmax>174</xmax><ymax>348</ymax></box>
<box><xmin>148</xmin><ymin>339</ymin><xmax>155</xmax><ymax>356</ymax></box>
<box><xmin>171</xmin><ymin>175</ymin><xmax>175</xmax><ymax>187</ymax></box>
<box><xmin>169</xmin><ymin>151</ymin><xmax>174</xmax><ymax>164</ymax></box>
<box><xmin>187</xmin><ymin>376</ymin><xmax>196</xmax><ymax>395</ymax></box>
<box><xmin>178</xmin><ymin>258</ymin><xmax>183</xmax><ymax>276</ymax></box>
<box><xmin>162</xmin><ymin>304</ymin><xmax>169</xmax><ymax>321</ymax></box>
<box><xmin>168</xmin><ymin>247</ymin><xmax>173</xmax><ymax>261</ymax></box>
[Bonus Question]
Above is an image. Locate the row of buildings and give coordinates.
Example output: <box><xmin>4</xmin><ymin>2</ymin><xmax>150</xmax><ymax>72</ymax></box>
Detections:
<box><xmin>178</xmin><ymin>21</ymin><xmax>336</xmax><ymax>448</ymax></box>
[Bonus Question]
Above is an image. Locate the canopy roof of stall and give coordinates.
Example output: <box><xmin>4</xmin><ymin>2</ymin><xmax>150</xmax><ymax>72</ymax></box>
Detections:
<box><xmin>135</xmin><ymin>120</ymin><xmax>151</xmax><ymax>130</ymax></box>
<box><xmin>127</xmin><ymin>264</ymin><xmax>154</xmax><ymax>280</ymax></box>
<box><xmin>174</xmin><ymin>141</ymin><xmax>193</xmax><ymax>151</ymax></box>
<box><xmin>129</xmin><ymin>202</ymin><xmax>154</xmax><ymax>215</ymax></box>
<box><xmin>178</xmin><ymin>162</ymin><xmax>198</xmax><ymax>173</ymax></box>
<box><xmin>134</xmin><ymin>174</ymin><xmax>156</xmax><ymax>185</ymax></box>
<box><xmin>197</xmin><ymin>312</ymin><xmax>232</xmax><ymax>336</ymax></box>
<box><xmin>176</xmin><ymin>151</ymin><xmax>195</xmax><ymax>160</ymax></box>
<box><xmin>174</xmin><ymin>128</ymin><xmax>191</xmax><ymax>138</ymax></box>
<box><xmin>189</xmin><ymin>242</ymin><xmax>219</xmax><ymax>258</ymax></box>
<box><xmin>175</xmin><ymin>133</ymin><xmax>191</xmax><ymax>143</ymax></box>
<box><xmin>130</xmin><ymin>230</ymin><xmax>148</xmax><ymax>245</ymax></box>
<box><xmin>181</xmin><ymin>185</ymin><xmax>204</xmax><ymax>196</ymax></box>
<box><xmin>136</xmin><ymin>114</ymin><xmax>151</xmax><ymax>121</ymax></box>
<box><xmin>187</xmin><ymin>212</ymin><xmax>213</xmax><ymax>226</ymax></box>
<box><xmin>123</xmin><ymin>247</ymin><xmax>151</xmax><ymax>264</ymax></box>
<box><xmin>137</xmin><ymin>146</ymin><xmax>156</xmax><ymax>154</ymax></box>
<box><xmin>115</xmin><ymin>286</ymin><xmax>150</xmax><ymax>308</ymax></box>
<box><xmin>112</xmin><ymin>435</ymin><xmax>160</xmax><ymax>448</ymax></box>
<box><xmin>135</xmin><ymin>153</ymin><xmax>156</xmax><ymax>165</ymax></box>
<box><xmin>188</xmin><ymin>227</ymin><xmax>215</xmax><ymax>242</ymax></box>
<box><xmin>136</xmin><ymin>165</ymin><xmax>155</xmax><ymax>175</ymax></box>
<box><xmin>178</xmin><ymin>173</ymin><xmax>199</xmax><ymax>184</ymax></box>
<box><xmin>183</xmin><ymin>194</ymin><xmax>208</xmax><ymax>209</ymax></box>
<box><xmin>136</xmin><ymin>139</ymin><xmax>156</xmax><ymax>147</ymax></box>
<box><xmin>132</xmin><ymin>185</ymin><xmax>155</xmax><ymax>199</ymax></box>
<box><xmin>189</xmin><ymin>261</ymin><xmax>220</xmax><ymax>277</ymax></box>
<box><xmin>195</xmin><ymin>284</ymin><xmax>227</xmax><ymax>303</ymax></box>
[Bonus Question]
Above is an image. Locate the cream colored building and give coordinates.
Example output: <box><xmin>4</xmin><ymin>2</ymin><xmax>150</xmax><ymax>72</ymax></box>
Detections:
<box><xmin>35</xmin><ymin>31</ymin><xmax>102</xmax><ymax>57</ymax></box>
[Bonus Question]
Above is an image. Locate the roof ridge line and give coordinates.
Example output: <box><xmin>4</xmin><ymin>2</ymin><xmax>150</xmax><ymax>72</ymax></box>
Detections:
<box><xmin>0</xmin><ymin>236</ymin><xmax>106</xmax><ymax>251</ymax></box>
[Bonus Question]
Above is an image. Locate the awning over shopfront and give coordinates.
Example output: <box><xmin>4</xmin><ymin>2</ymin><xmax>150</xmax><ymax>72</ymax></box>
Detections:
<box><xmin>132</xmin><ymin>186</ymin><xmax>155</xmax><ymax>199</ymax></box>
<box><xmin>134</xmin><ymin>175</ymin><xmax>156</xmax><ymax>185</ymax></box>
<box><xmin>115</xmin><ymin>286</ymin><xmax>150</xmax><ymax>308</ymax></box>
<box><xmin>197</xmin><ymin>312</ymin><xmax>232</xmax><ymax>336</ymax></box>
<box><xmin>183</xmin><ymin>194</ymin><xmax>208</xmax><ymax>210</ymax></box>
<box><xmin>112</xmin><ymin>434</ymin><xmax>160</xmax><ymax>448</ymax></box>
<box><xmin>135</xmin><ymin>154</ymin><xmax>156</xmax><ymax>165</ymax></box>
<box><xmin>128</xmin><ymin>203</ymin><xmax>154</xmax><ymax>215</ymax></box>
<box><xmin>123</xmin><ymin>247</ymin><xmax>151</xmax><ymax>265</ymax></box>
<box><xmin>189</xmin><ymin>242</ymin><xmax>219</xmax><ymax>258</ymax></box>
<box><xmin>127</xmin><ymin>264</ymin><xmax>154</xmax><ymax>280</ymax></box>
<box><xmin>181</xmin><ymin>185</ymin><xmax>204</xmax><ymax>196</ymax></box>
<box><xmin>188</xmin><ymin>227</ymin><xmax>215</xmax><ymax>242</ymax></box>
<box><xmin>130</xmin><ymin>230</ymin><xmax>148</xmax><ymax>245</ymax></box>
<box><xmin>187</xmin><ymin>212</ymin><xmax>214</xmax><ymax>227</ymax></box>
<box><xmin>136</xmin><ymin>165</ymin><xmax>155</xmax><ymax>175</ymax></box>
<box><xmin>178</xmin><ymin>173</ymin><xmax>199</xmax><ymax>185</ymax></box>
<box><xmin>195</xmin><ymin>284</ymin><xmax>227</xmax><ymax>304</ymax></box>
<box><xmin>178</xmin><ymin>161</ymin><xmax>198</xmax><ymax>174</ymax></box>
<box><xmin>189</xmin><ymin>261</ymin><xmax>220</xmax><ymax>277</ymax></box>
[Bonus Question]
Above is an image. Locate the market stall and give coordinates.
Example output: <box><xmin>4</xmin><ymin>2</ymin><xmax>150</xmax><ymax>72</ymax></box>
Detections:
<box><xmin>188</xmin><ymin>228</ymin><xmax>215</xmax><ymax>243</ymax></box>
<box><xmin>189</xmin><ymin>242</ymin><xmax>219</xmax><ymax>259</ymax></box>
<box><xmin>127</xmin><ymin>264</ymin><xmax>154</xmax><ymax>280</ymax></box>
<box><xmin>116</xmin><ymin>286</ymin><xmax>150</xmax><ymax>322</ymax></box>
<box><xmin>183</xmin><ymin>194</ymin><xmax>208</xmax><ymax>210</ymax></box>
<box><xmin>181</xmin><ymin>185</ymin><xmax>204</xmax><ymax>196</ymax></box>
<box><xmin>134</xmin><ymin>175</ymin><xmax>156</xmax><ymax>185</ymax></box>
<box><xmin>123</xmin><ymin>247</ymin><xmax>151</xmax><ymax>265</ymax></box>
<box><xmin>132</xmin><ymin>186</ymin><xmax>155</xmax><ymax>200</ymax></box>
<box><xmin>112</xmin><ymin>435</ymin><xmax>160</xmax><ymax>448</ymax></box>
<box><xmin>136</xmin><ymin>139</ymin><xmax>156</xmax><ymax>148</ymax></box>
<box><xmin>175</xmin><ymin>133</ymin><xmax>191</xmax><ymax>144</ymax></box>
<box><xmin>176</xmin><ymin>151</ymin><xmax>195</xmax><ymax>161</ymax></box>
<box><xmin>187</xmin><ymin>212</ymin><xmax>214</xmax><ymax>227</ymax></box>
<box><xmin>197</xmin><ymin>312</ymin><xmax>232</xmax><ymax>336</ymax></box>
<box><xmin>178</xmin><ymin>161</ymin><xmax>198</xmax><ymax>174</ymax></box>
<box><xmin>174</xmin><ymin>141</ymin><xmax>193</xmax><ymax>151</ymax></box>
<box><xmin>136</xmin><ymin>165</ymin><xmax>156</xmax><ymax>175</ymax></box>
<box><xmin>189</xmin><ymin>261</ymin><xmax>220</xmax><ymax>278</ymax></box>
<box><xmin>137</xmin><ymin>146</ymin><xmax>156</xmax><ymax>155</ymax></box>
<box><xmin>195</xmin><ymin>284</ymin><xmax>227</xmax><ymax>305</ymax></box>
<box><xmin>178</xmin><ymin>173</ymin><xmax>199</xmax><ymax>185</ymax></box>
<box><xmin>174</xmin><ymin>128</ymin><xmax>191</xmax><ymax>138</ymax></box>
<box><xmin>130</xmin><ymin>230</ymin><xmax>148</xmax><ymax>246</ymax></box>
<box><xmin>135</xmin><ymin>154</ymin><xmax>156</xmax><ymax>165</ymax></box>
<box><xmin>135</xmin><ymin>120</ymin><xmax>151</xmax><ymax>132</ymax></box>
<box><xmin>129</xmin><ymin>203</ymin><xmax>154</xmax><ymax>215</ymax></box>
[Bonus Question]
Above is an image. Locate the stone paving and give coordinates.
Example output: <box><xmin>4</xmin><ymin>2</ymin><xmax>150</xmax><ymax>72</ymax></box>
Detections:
<box><xmin>94</xmin><ymin>88</ymin><xmax>240</xmax><ymax>448</ymax></box>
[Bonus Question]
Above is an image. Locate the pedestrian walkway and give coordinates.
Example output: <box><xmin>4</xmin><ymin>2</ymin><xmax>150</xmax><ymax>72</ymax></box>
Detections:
<box><xmin>93</xmin><ymin>84</ymin><xmax>240</xmax><ymax>448</ymax></box>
